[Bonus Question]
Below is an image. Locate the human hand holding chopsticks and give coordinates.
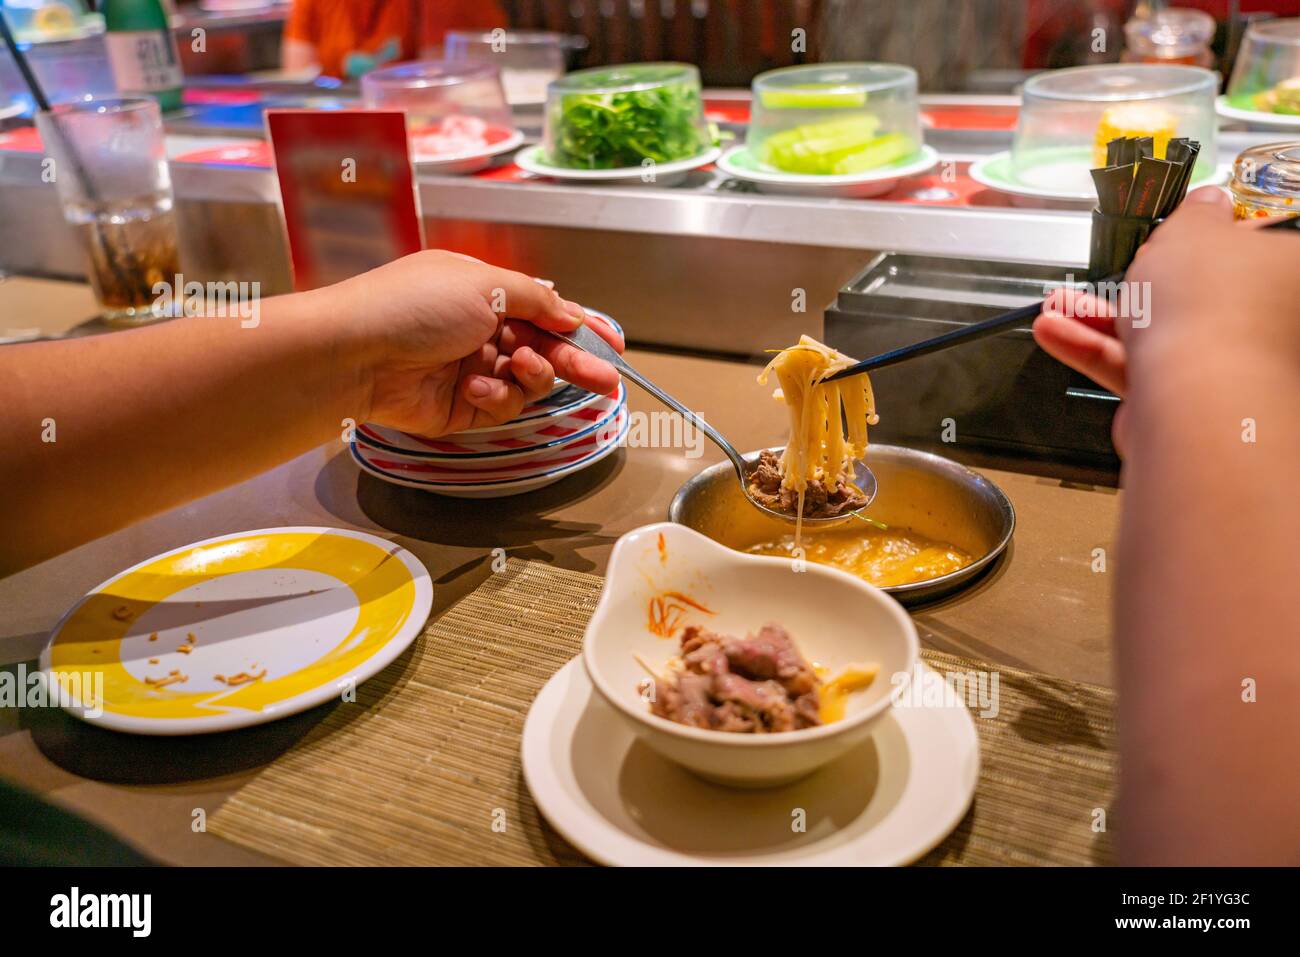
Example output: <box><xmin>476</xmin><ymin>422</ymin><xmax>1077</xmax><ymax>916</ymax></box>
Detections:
<box><xmin>1035</xmin><ymin>185</ymin><xmax>1300</xmax><ymax>866</ymax></box>
<box><xmin>1033</xmin><ymin>187</ymin><xmax>1300</xmax><ymax>455</ymax></box>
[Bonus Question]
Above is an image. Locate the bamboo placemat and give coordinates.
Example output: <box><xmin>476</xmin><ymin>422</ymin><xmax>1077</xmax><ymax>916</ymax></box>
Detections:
<box><xmin>209</xmin><ymin>559</ymin><xmax>1115</xmax><ymax>866</ymax></box>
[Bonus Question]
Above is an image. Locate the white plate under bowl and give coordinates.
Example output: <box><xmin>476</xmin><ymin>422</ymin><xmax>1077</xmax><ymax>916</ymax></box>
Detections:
<box><xmin>716</xmin><ymin>144</ymin><xmax>939</xmax><ymax>198</ymax></box>
<box><xmin>352</xmin><ymin>402</ymin><xmax>628</xmax><ymax>497</ymax></box>
<box><xmin>522</xmin><ymin>657</ymin><xmax>979</xmax><ymax>865</ymax></box>
<box><xmin>514</xmin><ymin>144</ymin><xmax>721</xmax><ymax>187</ymax></box>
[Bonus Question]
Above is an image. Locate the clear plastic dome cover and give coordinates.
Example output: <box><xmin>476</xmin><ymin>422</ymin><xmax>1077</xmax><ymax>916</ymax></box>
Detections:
<box><xmin>1225</xmin><ymin>18</ymin><xmax>1300</xmax><ymax>115</ymax></box>
<box><xmin>542</xmin><ymin>63</ymin><xmax>711</xmax><ymax>169</ymax></box>
<box><xmin>746</xmin><ymin>63</ymin><xmax>922</xmax><ymax>175</ymax></box>
<box><xmin>1011</xmin><ymin>64</ymin><xmax>1218</xmax><ymax>192</ymax></box>
<box><xmin>361</xmin><ymin>60</ymin><xmax>515</xmax><ymax>158</ymax></box>
<box><xmin>445</xmin><ymin>30</ymin><xmax>567</xmax><ymax>106</ymax></box>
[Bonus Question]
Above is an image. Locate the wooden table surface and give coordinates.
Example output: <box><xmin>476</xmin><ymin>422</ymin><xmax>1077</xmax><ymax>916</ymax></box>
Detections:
<box><xmin>0</xmin><ymin>278</ymin><xmax>1120</xmax><ymax>864</ymax></box>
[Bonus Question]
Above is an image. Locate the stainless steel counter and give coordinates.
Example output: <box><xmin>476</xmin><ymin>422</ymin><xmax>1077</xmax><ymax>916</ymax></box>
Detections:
<box><xmin>0</xmin><ymin>95</ymin><xmax>1281</xmax><ymax>356</ymax></box>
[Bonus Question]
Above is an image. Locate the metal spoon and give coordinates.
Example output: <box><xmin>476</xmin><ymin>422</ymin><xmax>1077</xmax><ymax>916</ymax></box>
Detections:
<box><xmin>553</xmin><ymin>323</ymin><xmax>877</xmax><ymax>526</ymax></box>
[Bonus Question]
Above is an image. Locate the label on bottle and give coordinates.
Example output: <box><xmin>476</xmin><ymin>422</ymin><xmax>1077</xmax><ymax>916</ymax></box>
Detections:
<box><xmin>105</xmin><ymin>30</ymin><xmax>182</xmax><ymax>94</ymax></box>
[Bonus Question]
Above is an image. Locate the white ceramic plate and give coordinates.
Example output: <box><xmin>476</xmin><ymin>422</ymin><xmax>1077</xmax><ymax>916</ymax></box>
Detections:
<box><xmin>716</xmin><ymin>144</ymin><xmax>940</xmax><ymax>198</ymax></box>
<box><xmin>1216</xmin><ymin>95</ymin><xmax>1300</xmax><ymax>130</ymax></box>
<box><xmin>514</xmin><ymin>144</ymin><xmax>722</xmax><ymax>186</ymax></box>
<box><xmin>355</xmin><ymin>398</ymin><xmax>625</xmax><ymax>480</ymax></box>
<box><xmin>970</xmin><ymin>148</ymin><xmax>1228</xmax><ymax>203</ymax></box>
<box><xmin>522</xmin><ymin>658</ymin><xmax>979</xmax><ymax>865</ymax></box>
<box><xmin>39</xmin><ymin>527</ymin><xmax>432</xmax><ymax>735</ymax></box>
<box><xmin>356</xmin><ymin>383</ymin><xmax>624</xmax><ymax>461</ymax></box>
<box><xmin>352</xmin><ymin>402</ymin><xmax>629</xmax><ymax>497</ymax></box>
<box><xmin>413</xmin><ymin>128</ymin><xmax>525</xmax><ymax>174</ymax></box>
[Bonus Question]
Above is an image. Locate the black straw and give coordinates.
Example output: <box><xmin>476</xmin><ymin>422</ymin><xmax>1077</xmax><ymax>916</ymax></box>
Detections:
<box><xmin>2</xmin><ymin>12</ymin><xmax>132</xmax><ymax>290</ymax></box>
<box><xmin>0</xmin><ymin>12</ymin><xmax>51</xmax><ymax>111</ymax></box>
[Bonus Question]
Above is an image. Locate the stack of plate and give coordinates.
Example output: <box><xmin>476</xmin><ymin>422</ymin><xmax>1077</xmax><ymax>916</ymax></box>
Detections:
<box><xmin>351</xmin><ymin>310</ymin><xmax>629</xmax><ymax>498</ymax></box>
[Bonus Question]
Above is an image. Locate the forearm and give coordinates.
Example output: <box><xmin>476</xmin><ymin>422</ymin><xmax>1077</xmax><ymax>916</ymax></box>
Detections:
<box><xmin>1115</xmin><ymin>336</ymin><xmax>1300</xmax><ymax>864</ymax></box>
<box><xmin>0</xmin><ymin>289</ymin><xmax>370</xmax><ymax>574</ymax></box>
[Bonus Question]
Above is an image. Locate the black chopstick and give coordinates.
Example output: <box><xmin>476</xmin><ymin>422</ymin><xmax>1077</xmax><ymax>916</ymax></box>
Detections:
<box><xmin>823</xmin><ymin>215</ymin><xmax>1300</xmax><ymax>383</ymax></box>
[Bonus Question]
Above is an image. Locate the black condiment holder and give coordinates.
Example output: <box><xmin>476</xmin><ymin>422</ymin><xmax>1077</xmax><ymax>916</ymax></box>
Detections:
<box><xmin>1087</xmin><ymin>210</ymin><xmax>1163</xmax><ymax>282</ymax></box>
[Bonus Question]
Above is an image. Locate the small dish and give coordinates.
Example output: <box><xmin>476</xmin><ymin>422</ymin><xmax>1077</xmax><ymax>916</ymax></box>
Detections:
<box><xmin>582</xmin><ymin>522</ymin><xmax>919</xmax><ymax>787</ymax></box>
<box><xmin>411</xmin><ymin>126</ymin><xmax>524</xmax><ymax>174</ymax></box>
<box><xmin>969</xmin><ymin>148</ymin><xmax>1226</xmax><ymax>203</ymax></box>
<box><xmin>717</xmin><ymin>143</ymin><xmax>938</xmax><ymax>197</ymax></box>
<box><xmin>514</xmin><ymin>143</ymin><xmax>721</xmax><ymax>186</ymax></box>
<box><xmin>522</xmin><ymin>657</ymin><xmax>979</xmax><ymax>865</ymax></box>
<box><xmin>1216</xmin><ymin>95</ymin><xmax>1300</xmax><ymax>130</ymax></box>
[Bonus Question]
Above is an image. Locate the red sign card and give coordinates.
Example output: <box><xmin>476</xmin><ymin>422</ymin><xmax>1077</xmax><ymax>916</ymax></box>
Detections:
<box><xmin>266</xmin><ymin>110</ymin><xmax>423</xmax><ymax>291</ymax></box>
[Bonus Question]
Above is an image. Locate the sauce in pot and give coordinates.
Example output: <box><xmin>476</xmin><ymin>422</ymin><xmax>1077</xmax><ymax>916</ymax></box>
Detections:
<box><xmin>745</xmin><ymin>525</ymin><xmax>972</xmax><ymax>588</ymax></box>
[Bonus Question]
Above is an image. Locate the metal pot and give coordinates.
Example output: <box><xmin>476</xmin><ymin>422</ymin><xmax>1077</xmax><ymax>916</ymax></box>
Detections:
<box><xmin>668</xmin><ymin>445</ymin><xmax>1015</xmax><ymax>604</ymax></box>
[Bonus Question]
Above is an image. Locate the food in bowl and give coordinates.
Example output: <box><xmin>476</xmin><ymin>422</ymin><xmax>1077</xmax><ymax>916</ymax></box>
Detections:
<box><xmin>646</xmin><ymin>622</ymin><xmax>878</xmax><ymax>733</ymax></box>
<box><xmin>585</xmin><ymin>522</ymin><xmax>918</xmax><ymax>786</ymax></box>
<box><xmin>751</xmin><ymin>336</ymin><xmax>876</xmax><ymax>523</ymax></box>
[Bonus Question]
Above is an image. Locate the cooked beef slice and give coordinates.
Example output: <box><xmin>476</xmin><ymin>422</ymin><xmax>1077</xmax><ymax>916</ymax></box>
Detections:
<box><xmin>745</xmin><ymin>449</ymin><xmax>868</xmax><ymax>519</ymax></box>
<box><xmin>648</xmin><ymin>622</ymin><xmax>824</xmax><ymax>733</ymax></box>
<box><xmin>651</xmin><ymin>672</ymin><xmax>714</xmax><ymax>729</ymax></box>
<box><xmin>722</xmin><ymin>623</ymin><xmax>818</xmax><ymax>696</ymax></box>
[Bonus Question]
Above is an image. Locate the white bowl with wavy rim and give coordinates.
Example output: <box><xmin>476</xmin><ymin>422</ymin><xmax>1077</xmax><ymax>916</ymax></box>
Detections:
<box><xmin>582</xmin><ymin>522</ymin><xmax>919</xmax><ymax>787</ymax></box>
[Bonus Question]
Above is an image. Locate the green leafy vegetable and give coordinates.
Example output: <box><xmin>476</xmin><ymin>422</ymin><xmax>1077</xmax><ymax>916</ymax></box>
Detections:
<box><xmin>547</xmin><ymin>82</ymin><xmax>710</xmax><ymax>170</ymax></box>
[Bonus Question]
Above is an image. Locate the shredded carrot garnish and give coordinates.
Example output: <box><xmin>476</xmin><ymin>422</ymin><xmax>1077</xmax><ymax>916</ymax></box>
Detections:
<box><xmin>647</xmin><ymin>591</ymin><xmax>715</xmax><ymax>638</ymax></box>
<box><xmin>657</xmin><ymin>533</ymin><xmax>667</xmax><ymax>564</ymax></box>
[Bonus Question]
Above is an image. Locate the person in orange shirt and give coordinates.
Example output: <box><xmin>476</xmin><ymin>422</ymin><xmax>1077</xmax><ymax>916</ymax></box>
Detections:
<box><xmin>281</xmin><ymin>0</ymin><xmax>507</xmax><ymax>80</ymax></box>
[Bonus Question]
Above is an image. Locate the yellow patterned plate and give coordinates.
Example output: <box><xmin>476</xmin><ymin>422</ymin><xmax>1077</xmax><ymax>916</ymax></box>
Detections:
<box><xmin>39</xmin><ymin>527</ymin><xmax>432</xmax><ymax>735</ymax></box>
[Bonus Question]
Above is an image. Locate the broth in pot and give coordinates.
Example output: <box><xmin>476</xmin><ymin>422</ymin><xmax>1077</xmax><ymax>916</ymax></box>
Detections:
<box><xmin>744</xmin><ymin>525</ymin><xmax>972</xmax><ymax>588</ymax></box>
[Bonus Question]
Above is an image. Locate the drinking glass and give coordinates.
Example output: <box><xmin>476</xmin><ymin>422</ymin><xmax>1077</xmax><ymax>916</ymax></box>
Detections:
<box><xmin>36</xmin><ymin>95</ymin><xmax>182</xmax><ymax>325</ymax></box>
